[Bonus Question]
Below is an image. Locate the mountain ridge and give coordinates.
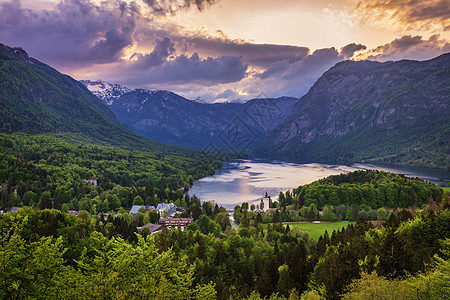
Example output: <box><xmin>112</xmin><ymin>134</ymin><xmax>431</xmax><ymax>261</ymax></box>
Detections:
<box><xmin>82</xmin><ymin>80</ymin><xmax>299</xmax><ymax>151</ymax></box>
<box><xmin>259</xmin><ymin>53</ymin><xmax>450</xmax><ymax>169</ymax></box>
<box><xmin>0</xmin><ymin>43</ymin><xmax>211</xmax><ymax>156</ymax></box>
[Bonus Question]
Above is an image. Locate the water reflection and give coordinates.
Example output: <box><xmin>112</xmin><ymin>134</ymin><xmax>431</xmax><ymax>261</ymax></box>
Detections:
<box><xmin>188</xmin><ymin>159</ymin><xmax>449</xmax><ymax>209</ymax></box>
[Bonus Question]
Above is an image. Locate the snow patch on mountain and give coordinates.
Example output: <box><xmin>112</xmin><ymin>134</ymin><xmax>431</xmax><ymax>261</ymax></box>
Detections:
<box><xmin>81</xmin><ymin>80</ymin><xmax>131</xmax><ymax>105</ymax></box>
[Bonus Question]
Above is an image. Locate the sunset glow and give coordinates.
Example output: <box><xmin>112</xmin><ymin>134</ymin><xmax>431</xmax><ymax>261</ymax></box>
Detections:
<box><xmin>1</xmin><ymin>0</ymin><xmax>448</xmax><ymax>101</ymax></box>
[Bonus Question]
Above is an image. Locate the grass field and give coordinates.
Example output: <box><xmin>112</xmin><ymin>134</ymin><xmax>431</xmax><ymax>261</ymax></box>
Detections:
<box><xmin>442</xmin><ymin>187</ymin><xmax>450</xmax><ymax>193</ymax></box>
<box><xmin>285</xmin><ymin>222</ymin><xmax>356</xmax><ymax>240</ymax></box>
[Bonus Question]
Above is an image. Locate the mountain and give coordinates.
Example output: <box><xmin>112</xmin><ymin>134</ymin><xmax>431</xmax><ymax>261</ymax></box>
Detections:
<box><xmin>0</xmin><ymin>44</ymin><xmax>116</xmax><ymax>134</ymax></box>
<box><xmin>0</xmin><ymin>43</ymin><xmax>200</xmax><ymax>155</ymax></box>
<box><xmin>260</xmin><ymin>53</ymin><xmax>450</xmax><ymax>169</ymax></box>
<box><xmin>80</xmin><ymin>80</ymin><xmax>131</xmax><ymax>105</ymax></box>
<box><xmin>83</xmin><ymin>80</ymin><xmax>298</xmax><ymax>152</ymax></box>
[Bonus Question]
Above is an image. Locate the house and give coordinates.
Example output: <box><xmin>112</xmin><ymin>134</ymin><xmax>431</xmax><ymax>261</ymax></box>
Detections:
<box><xmin>68</xmin><ymin>210</ymin><xmax>78</xmax><ymax>215</ymax></box>
<box><xmin>129</xmin><ymin>205</ymin><xmax>143</xmax><ymax>216</ymax></box>
<box><xmin>159</xmin><ymin>218</ymin><xmax>193</xmax><ymax>230</ymax></box>
<box><xmin>10</xmin><ymin>207</ymin><xmax>20</xmax><ymax>212</ymax></box>
<box><xmin>138</xmin><ymin>223</ymin><xmax>163</xmax><ymax>234</ymax></box>
<box><xmin>129</xmin><ymin>205</ymin><xmax>155</xmax><ymax>217</ymax></box>
<box><xmin>156</xmin><ymin>203</ymin><xmax>177</xmax><ymax>217</ymax></box>
<box><xmin>83</xmin><ymin>178</ymin><xmax>97</xmax><ymax>186</ymax></box>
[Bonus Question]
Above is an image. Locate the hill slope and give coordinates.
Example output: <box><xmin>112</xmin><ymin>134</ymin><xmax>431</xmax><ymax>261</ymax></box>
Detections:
<box><xmin>0</xmin><ymin>43</ymin><xmax>228</xmax><ymax>213</ymax></box>
<box><xmin>83</xmin><ymin>80</ymin><xmax>298</xmax><ymax>151</ymax></box>
<box><xmin>261</xmin><ymin>54</ymin><xmax>450</xmax><ymax>169</ymax></box>
<box><xmin>0</xmin><ymin>43</ymin><xmax>204</xmax><ymax>155</ymax></box>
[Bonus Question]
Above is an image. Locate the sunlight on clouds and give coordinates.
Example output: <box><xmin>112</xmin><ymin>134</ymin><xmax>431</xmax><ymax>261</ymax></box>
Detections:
<box><xmin>4</xmin><ymin>0</ymin><xmax>448</xmax><ymax>102</ymax></box>
<box><xmin>354</xmin><ymin>0</ymin><xmax>450</xmax><ymax>39</ymax></box>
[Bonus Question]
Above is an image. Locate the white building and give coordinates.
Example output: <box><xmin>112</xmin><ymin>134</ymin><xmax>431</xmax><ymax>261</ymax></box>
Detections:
<box><xmin>260</xmin><ymin>192</ymin><xmax>271</xmax><ymax>212</ymax></box>
<box><xmin>156</xmin><ymin>203</ymin><xmax>177</xmax><ymax>217</ymax></box>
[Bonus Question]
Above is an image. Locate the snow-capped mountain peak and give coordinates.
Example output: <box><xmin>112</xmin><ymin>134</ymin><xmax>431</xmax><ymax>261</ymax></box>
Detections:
<box><xmin>81</xmin><ymin>80</ymin><xmax>131</xmax><ymax>105</ymax></box>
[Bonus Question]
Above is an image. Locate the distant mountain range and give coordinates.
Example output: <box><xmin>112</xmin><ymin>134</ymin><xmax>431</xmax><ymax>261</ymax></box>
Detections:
<box><xmin>1</xmin><ymin>42</ymin><xmax>448</xmax><ymax>169</ymax></box>
<box><xmin>82</xmin><ymin>80</ymin><xmax>298</xmax><ymax>151</ymax></box>
<box><xmin>260</xmin><ymin>53</ymin><xmax>450</xmax><ymax>169</ymax></box>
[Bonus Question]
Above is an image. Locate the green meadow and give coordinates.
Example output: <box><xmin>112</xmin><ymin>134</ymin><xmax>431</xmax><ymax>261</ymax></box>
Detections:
<box><xmin>285</xmin><ymin>222</ymin><xmax>356</xmax><ymax>240</ymax></box>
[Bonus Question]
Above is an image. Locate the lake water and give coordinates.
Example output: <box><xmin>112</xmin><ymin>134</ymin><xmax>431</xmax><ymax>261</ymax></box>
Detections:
<box><xmin>188</xmin><ymin>159</ymin><xmax>449</xmax><ymax>209</ymax></box>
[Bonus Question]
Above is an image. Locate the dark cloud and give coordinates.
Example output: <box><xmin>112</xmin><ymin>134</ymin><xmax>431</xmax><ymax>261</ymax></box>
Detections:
<box><xmin>130</xmin><ymin>37</ymin><xmax>175</xmax><ymax>68</ymax></box>
<box><xmin>363</xmin><ymin>34</ymin><xmax>450</xmax><ymax>61</ymax></box>
<box><xmin>184</xmin><ymin>36</ymin><xmax>310</xmax><ymax>67</ymax></box>
<box><xmin>0</xmin><ymin>0</ymin><xmax>139</xmax><ymax>67</ymax></box>
<box><xmin>258</xmin><ymin>60</ymin><xmax>290</xmax><ymax>79</ymax></box>
<box><xmin>143</xmin><ymin>0</ymin><xmax>217</xmax><ymax>16</ymax></box>
<box><xmin>356</xmin><ymin>0</ymin><xmax>450</xmax><ymax>30</ymax></box>
<box><xmin>121</xmin><ymin>50</ymin><xmax>248</xmax><ymax>85</ymax></box>
<box><xmin>340</xmin><ymin>43</ymin><xmax>367</xmax><ymax>58</ymax></box>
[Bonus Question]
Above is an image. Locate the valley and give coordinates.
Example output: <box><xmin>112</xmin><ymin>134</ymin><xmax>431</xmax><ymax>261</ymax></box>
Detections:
<box><xmin>0</xmin><ymin>38</ymin><xmax>449</xmax><ymax>300</ymax></box>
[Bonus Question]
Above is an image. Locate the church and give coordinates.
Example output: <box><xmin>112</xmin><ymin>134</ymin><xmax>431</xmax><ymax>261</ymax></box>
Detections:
<box><xmin>260</xmin><ymin>192</ymin><xmax>272</xmax><ymax>212</ymax></box>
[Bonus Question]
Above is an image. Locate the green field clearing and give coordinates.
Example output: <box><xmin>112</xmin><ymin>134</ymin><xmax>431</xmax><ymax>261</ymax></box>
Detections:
<box><xmin>442</xmin><ymin>187</ymin><xmax>450</xmax><ymax>193</ymax></box>
<box><xmin>285</xmin><ymin>222</ymin><xmax>356</xmax><ymax>240</ymax></box>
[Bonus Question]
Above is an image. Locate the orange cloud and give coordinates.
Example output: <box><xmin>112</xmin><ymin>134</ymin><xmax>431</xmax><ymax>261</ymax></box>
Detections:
<box><xmin>358</xmin><ymin>34</ymin><xmax>450</xmax><ymax>61</ymax></box>
<box><xmin>356</xmin><ymin>0</ymin><xmax>450</xmax><ymax>31</ymax></box>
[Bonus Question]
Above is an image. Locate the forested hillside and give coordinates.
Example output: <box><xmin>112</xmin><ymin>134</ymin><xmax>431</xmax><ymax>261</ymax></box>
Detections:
<box><xmin>290</xmin><ymin>170</ymin><xmax>443</xmax><ymax>209</ymax></box>
<box><xmin>232</xmin><ymin>170</ymin><xmax>444</xmax><ymax>225</ymax></box>
<box><xmin>0</xmin><ymin>43</ymin><xmax>214</xmax><ymax>154</ymax></box>
<box><xmin>1</xmin><ymin>194</ymin><xmax>448</xmax><ymax>299</ymax></box>
<box><xmin>0</xmin><ymin>133</ymin><xmax>224</xmax><ymax>211</ymax></box>
<box><xmin>0</xmin><ymin>43</ymin><xmax>239</xmax><ymax>213</ymax></box>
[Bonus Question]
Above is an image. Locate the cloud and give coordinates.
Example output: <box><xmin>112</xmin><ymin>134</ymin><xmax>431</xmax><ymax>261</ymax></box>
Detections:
<box><xmin>142</xmin><ymin>0</ymin><xmax>218</xmax><ymax>16</ymax></box>
<box><xmin>356</xmin><ymin>0</ymin><xmax>450</xmax><ymax>31</ymax></box>
<box><xmin>132</xmin><ymin>27</ymin><xmax>311</xmax><ymax>67</ymax></box>
<box><xmin>2</xmin><ymin>0</ymin><xmax>447</xmax><ymax>103</ymax></box>
<box><xmin>130</xmin><ymin>37</ymin><xmax>175</xmax><ymax>68</ymax></box>
<box><xmin>214</xmin><ymin>89</ymin><xmax>241</xmax><ymax>101</ymax></box>
<box><xmin>256</xmin><ymin>43</ymin><xmax>368</xmax><ymax>97</ymax></box>
<box><xmin>340</xmin><ymin>43</ymin><xmax>366</xmax><ymax>58</ymax></box>
<box><xmin>118</xmin><ymin>46</ymin><xmax>248</xmax><ymax>85</ymax></box>
<box><xmin>183</xmin><ymin>36</ymin><xmax>310</xmax><ymax>67</ymax></box>
<box><xmin>0</xmin><ymin>0</ymin><xmax>139</xmax><ymax>68</ymax></box>
<box><xmin>361</xmin><ymin>34</ymin><xmax>450</xmax><ymax>61</ymax></box>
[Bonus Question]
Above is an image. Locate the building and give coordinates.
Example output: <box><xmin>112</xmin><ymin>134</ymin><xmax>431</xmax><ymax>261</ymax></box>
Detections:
<box><xmin>156</xmin><ymin>203</ymin><xmax>177</xmax><ymax>217</ymax></box>
<box><xmin>83</xmin><ymin>178</ymin><xmax>97</xmax><ymax>186</ymax></box>
<box><xmin>68</xmin><ymin>210</ymin><xmax>78</xmax><ymax>215</ymax></box>
<box><xmin>138</xmin><ymin>223</ymin><xmax>163</xmax><ymax>234</ymax></box>
<box><xmin>129</xmin><ymin>205</ymin><xmax>155</xmax><ymax>217</ymax></box>
<box><xmin>159</xmin><ymin>218</ymin><xmax>193</xmax><ymax>230</ymax></box>
<box><xmin>260</xmin><ymin>192</ymin><xmax>271</xmax><ymax>212</ymax></box>
<box><xmin>10</xmin><ymin>207</ymin><xmax>20</xmax><ymax>212</ymax></box>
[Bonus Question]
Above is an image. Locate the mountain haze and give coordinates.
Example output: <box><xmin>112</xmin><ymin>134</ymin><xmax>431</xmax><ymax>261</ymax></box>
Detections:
<box><xmin>260</xmin><ymin>54</ymin><xmax>450</xmax><ymax>169</ymax></box>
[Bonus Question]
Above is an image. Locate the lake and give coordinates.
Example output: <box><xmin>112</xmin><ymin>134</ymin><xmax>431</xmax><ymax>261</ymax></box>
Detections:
<box><xmin>188</xmin><ymin>159</ymin><xmax>449</xmax><ymax>209</ymax></box>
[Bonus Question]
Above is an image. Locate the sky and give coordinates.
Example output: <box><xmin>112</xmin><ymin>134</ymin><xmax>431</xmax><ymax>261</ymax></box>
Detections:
<box><xmin>0</xmin><ymin>0</ymin><xmax>449</xmax><ymax>102</ymax></box>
